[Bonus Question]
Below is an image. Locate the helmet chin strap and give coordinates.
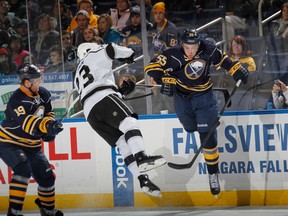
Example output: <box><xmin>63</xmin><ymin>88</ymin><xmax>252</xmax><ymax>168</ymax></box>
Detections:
<box><xmin>24</xmin><ymin>79</ymin><xmax>37</xmax><ymax>95</ymax></box>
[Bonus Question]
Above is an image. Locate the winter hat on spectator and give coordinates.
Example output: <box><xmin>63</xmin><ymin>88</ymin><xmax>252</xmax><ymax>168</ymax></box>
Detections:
<box><xmin>0</xmin><ymin>47</ymin><xmax>9</xmax><ymax>56</ymax></box>
<box><xmin>152</xmin><ymin>2</ymin><xmax>165</xmax><ymax>13</ymax></box>
<box><xmin>76</xmin><ymin>10</ymin><xmax>90</xmax><ymax>20</ymax></box>
<box><xmin>77</xmin><ymin>0</ymin><xmax>93</xmax><ymax>9</ymax></box>
<box><xmin>15</xmin><ymin>19</ymin><xmax>28</xmax><ymax>28</ymax></box>
<box><xmin>130</xmin><ymin>5</ymin><xmax>140</xmax><ymax>15</ymax></box>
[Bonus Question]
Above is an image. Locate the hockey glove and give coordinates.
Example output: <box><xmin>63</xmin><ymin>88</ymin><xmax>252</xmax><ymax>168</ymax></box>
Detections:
<box><xmin>42</xmin><ymin>135</ymin><xmax>56</xmax><ymax>142</ymax></box>
<box><xmin>46</xmin><ymin>120</ymin><xmax>63</xmax><ymax>136</ymax></box>
<box><xmin>229</xmin><ymin>62</ymin><xmax>249</xmax><ymax>84</ymax></box>
<box><xmin>117</xmin><ymin>52</ymin><xmax>135</xmax><ymax>64</ymax></box>
<box><xmin>118</xmin><ymin>79</ymin><xmax>135</xmax><ymax>95</ymax></box>
<box><xmin>160</xmin><ymin>76</ymin><xmax>176</xmax><ymax>96</ymax></box>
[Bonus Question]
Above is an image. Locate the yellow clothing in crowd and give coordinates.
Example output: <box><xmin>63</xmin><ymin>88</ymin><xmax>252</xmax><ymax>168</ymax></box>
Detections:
<box><xmin>67</xmin><ymin>11</ymin><xmax>98</xmax><ymax>32</ymax></box>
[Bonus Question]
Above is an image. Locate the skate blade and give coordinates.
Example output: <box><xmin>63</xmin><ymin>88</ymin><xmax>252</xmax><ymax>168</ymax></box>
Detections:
<box><xmin>139</xmin><ymin>158</ymin><xmax>167</xmax><ymax>173</ymax></box>
<box><xmin>142</xmin><ymin>187</ymin><xmax>162</xmax><ymax>198</ymax></box>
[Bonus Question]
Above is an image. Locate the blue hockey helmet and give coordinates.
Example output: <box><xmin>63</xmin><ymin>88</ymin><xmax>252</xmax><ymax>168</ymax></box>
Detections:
<box><xmin>17</xmin><ymin>63</ymin><xmax>42</xmax><ymax>83</ymax></box>
<box><xmin>181</xmin><ymin>28</ymin><xmax>200</xmax><ymax>44</ymax></box>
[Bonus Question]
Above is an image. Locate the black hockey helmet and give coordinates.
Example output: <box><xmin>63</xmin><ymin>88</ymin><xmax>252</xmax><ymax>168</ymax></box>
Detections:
<box><xmin>17</xmin><ymin>63</ymin><xmax>42</xmax><ymax>83</ymax></box>
<box><xmin>181</xmin><ymin>28</ymin><xmax>200</xmax><ymax>44</ymax></box>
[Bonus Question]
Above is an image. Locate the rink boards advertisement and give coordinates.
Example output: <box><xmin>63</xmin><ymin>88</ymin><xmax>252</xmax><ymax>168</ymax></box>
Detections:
<box><xmin>1</xmin><ymin>110</ymin><xmax>288</xmax><ymax>210</ymax></box>
<box><xmin>0</xmin><ymin>73</ymin><xmax>73</xmax><ymax>120</ymax></box>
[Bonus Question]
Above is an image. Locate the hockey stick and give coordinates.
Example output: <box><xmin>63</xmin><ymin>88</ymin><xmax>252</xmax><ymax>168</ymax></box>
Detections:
<box><xmin>167</xmin><ymin>79</ymin><xmax>242</xmax><ymax>170</ymax></box>
<box><xmin>213</xmin><ymin>88</ymin><xmax>232</xmax><ymax>107</ymax></box>
<box><xmin>136</xmin><ymin>84</ymin><xmax>232</xmax><ymax>107</ymax></box>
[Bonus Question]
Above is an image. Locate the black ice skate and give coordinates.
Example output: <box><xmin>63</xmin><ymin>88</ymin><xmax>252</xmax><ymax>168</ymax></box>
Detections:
<box><xmin>35</xmin><ymin>198</ymin><xmax>64</xmax><ymax>216</ymax></box>
<box><xmin>138</xmin><ymin>174</ymin><xmax>162</xmax><ymax>198</ymax></box>
<box><xmin>134</xmin><ymin>151</ymin><xmax>167</xmax><ymax>173</ymax></box>
<box><xmin>7</xmin><ymin>208</ymin><xmax>23</xmax><ymax>216</ymax></box>
<box><xmin>209</xmin><ymin>173</ymin><xmax>220</xmax><ymax>196</ymax></box>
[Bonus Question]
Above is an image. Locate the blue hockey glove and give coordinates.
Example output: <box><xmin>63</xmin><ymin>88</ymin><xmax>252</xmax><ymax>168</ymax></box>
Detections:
<box><xmin>119</xmin><ymin>79</ymin><xmax>135</xmax><ymax>95</ymax></box>
<box><xmin>160</xmin><ymin>76</ymin><xmax>176</xmax><ymax>96</ymax></box>
<box><xmin>229</xmin><ymin>62</ymin><xmax>249</xmax><ymax>84</ymax></box>
<box><xmin>46</xmin><ymin>120</ymin><xmax>63</xmax><ymax>136</ymax></box>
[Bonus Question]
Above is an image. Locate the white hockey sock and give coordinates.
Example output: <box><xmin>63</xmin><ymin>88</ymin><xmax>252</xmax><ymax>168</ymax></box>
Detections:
<box><xmin>127</xmin><ymin>161</ymin><xmax>140</xmax><ymax>177</ymax></box>
<box><xmin>119</xmin><ymin>117</ymin><xmax>145</xmax><ymax>155</ymax></box>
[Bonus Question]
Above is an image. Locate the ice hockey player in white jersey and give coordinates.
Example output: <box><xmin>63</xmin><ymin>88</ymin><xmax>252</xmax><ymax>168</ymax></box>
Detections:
<box><xmin>74</xmin><ymin>42</ymin><xmax>167</xmax><ymax>197</ymax></box>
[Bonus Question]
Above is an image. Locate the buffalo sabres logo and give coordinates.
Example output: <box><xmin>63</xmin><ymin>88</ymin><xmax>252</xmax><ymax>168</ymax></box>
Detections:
<box><xmin>184</xmin><ymin>60</ymin><xmax>206</xmax><ymax>80</ymax></box>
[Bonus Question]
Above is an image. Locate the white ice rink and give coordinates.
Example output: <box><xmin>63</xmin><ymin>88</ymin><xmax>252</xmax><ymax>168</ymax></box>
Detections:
<box><xmin>2</xmin><ymin>206</ymin><xmax>288</xmax><ymax>216</ymax></box>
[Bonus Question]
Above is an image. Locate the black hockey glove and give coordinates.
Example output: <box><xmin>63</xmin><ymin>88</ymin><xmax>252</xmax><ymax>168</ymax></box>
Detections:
<box><xmin>117</xmin><ymin>52</ymin><xmax>135</xmax><ymax>64</ymax></box>
<box><xmin>42</xmin><ymin>135</ymin><xmax>56</xmax><ymax>142</ymax></box>
<box><xmin>46</xmin><ymin>120</ymin><xmax>63</xmax><ymax>136</ymax></box>
<box><xmin>118</xmin><ymin>79</ymin><xmax>135</xmax><ymax>95</ymax></box>
<box><xmin>229</xmin><ymin>62</ymin><xmax>249</xmax><ymax>84</ymax></box>
<box><xmin>160</xmin><ymin>76</ymin><xmax>176</xmax><ymax>96</ymax></box>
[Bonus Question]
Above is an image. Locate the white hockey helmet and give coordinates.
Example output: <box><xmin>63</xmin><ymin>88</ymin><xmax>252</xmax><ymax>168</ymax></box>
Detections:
<box><xmin>77</xmin><ymin>42</ymin><xmax>99</xmax><ymax>60</ymax></box>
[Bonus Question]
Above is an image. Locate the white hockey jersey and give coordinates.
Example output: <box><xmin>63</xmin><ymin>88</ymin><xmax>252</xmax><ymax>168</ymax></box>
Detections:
<box><xmin>74</xmin><ymin>43</ymin><xmax>134</xmax><ymax>117</ymax></box>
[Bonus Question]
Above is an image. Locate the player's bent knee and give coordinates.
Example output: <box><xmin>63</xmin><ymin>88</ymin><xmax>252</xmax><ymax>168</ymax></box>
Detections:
<box><xmin>35</xmin><ymin>170</ymin><xmax>55</xmax><ymax>187</ymax></box>
<box><xmin>119</xmin><ymin>116</ymin><xmax>140</xmax><ymax>133</ymax></box>
<box><xmin>199</xmin><ymin>131</ymin><xmax>217</xmax><ymax>148</ymax></box>
<box><xmin>13</xmin><ymin>160</ymin><xmax>32</xmax><ymax>178</ymax></box>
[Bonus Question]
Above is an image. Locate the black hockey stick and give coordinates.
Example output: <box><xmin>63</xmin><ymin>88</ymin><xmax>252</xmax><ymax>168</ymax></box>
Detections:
<box><xmin>213</xmin><ymin>88</ymin><xmax>232</xmax><ymax>107</ymax></box>
<box><xmin>136</xmin><ymin>84</ymin><xmax>232</xmax><ymax>107</ymax></box>
<box><xmin>167</xmin><ymin>79</ymin><xmax>242</xmax><ymax>170</ymax></box>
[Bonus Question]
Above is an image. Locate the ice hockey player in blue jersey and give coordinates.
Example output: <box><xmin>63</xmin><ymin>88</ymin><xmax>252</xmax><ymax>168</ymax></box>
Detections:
<box><xmin>0</xmin><ymin>63</ymin><xmax>64</xmax><ymax>216</ymax></box>
<box><xmin>145</xmin><ymin>28</ymin><xmax>249</xmax><ymax>196</ymax></box>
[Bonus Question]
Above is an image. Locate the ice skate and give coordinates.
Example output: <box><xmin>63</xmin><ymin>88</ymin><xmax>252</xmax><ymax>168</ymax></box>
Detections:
<box><xmin>138</xmin><ymin>174</ymin><xmax>162</xmax><ymax>198</ymax></box>
<box><xmin>134</xmin><ymin>151</ymin><xmax>167</xmax><ymax>173</ymax></box>
<box><xmin>35</xmin><ymin>198</ymin><xmax>64</xmax><ymax>216</ymax></box>
<box><xmin>209</xmin><ymin>173</ymin><xmax>220</xmax><ymax>197</ymax></box>
<box><xmin>7</xmin><ymin>208</ymin><xmax>23</xmax><ymax>216</ymax></box>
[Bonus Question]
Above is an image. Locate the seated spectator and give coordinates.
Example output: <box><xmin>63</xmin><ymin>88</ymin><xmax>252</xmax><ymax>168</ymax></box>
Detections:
<box><xmin>98</xmin><ymin>13</ymin><xmax>121</xmax><ymax>44</ymax></box>
<box><xmin>7</xmin><ymin>0</ymin><xmax>26</xmax><ymax>19</ymax></box>
<box><xmin>225</xmin><ymin>0</ymin><xmax>258</xmax><ymax>43</ymax></box>
<box><xmin>0</xmin><ymin>30</ymin><xmax>10</xmax><ymax>47</ymax></box>
<box><xmin>67</xmin><ymin>0</ymin><xmax>98</xmax><ymax>32</ymax></box>
<box><xmin>121</xmin><ymin>5</ymin><xmax>153</xmax><ymax>47</ymax></box>
<box><xmin>8</xmin><ymin>34</ymin><xmax>30</xmax><ymax>67</ymax></box>
<box><xmin>110</xmin><ymin>0</ymin><xmax>131</xmax><ymax>31</ymax></box>
<box><xmin>228</xmin><ymin>35</ymin><xmax>256</xmax><ymax>72</ymax></box>
<box><xmin>134</xmin><ymin>0</ymin><xmax>153</xmax><ymax>22</ymax></box>
<box><xmin>61</xmin><ymin>30</ymin><xmax>78</xmax><ymax>64</ymax></box>
<box><xmin>71</xmin><ymin>10</ymin><xmax>90</xmax><ymax>46</ymax></box>
<box><xmin>30</xmin><ymin>13</ymin><xmax>60</xmax><ymax>65</ymax></box>
<box><xmin>270</xmin><ymin>2</ymin><xmax>288</xmax><ymax>38</ymax></box>
<box><xmin>83</xmin><ymin>26</ymin><xmax>99</xmax><ymax>42</ymax></box>
<box><xmin>271</xmin><ymin>79</ymin><xmax>288</xmax><ymax>109</ymax></box>
<box><xmin>117</xmin><ymin>69</ymin><xmax>147</xmax><ymax>115</ymax></box>
<box><xmin>13</xmin><ymin>19</ymin><xmax>28</xmax><ymax>50</ymax></box>
<box><xmin>148</xmin><ymin>2</ymin><xmax>179</xmax><ymax>56</ymax></box>
<box><xmin>44</xmin><ymin>45</ymin><xmax>75</xmax><ymax>73</ymax></box>
<box><xmin>0</xmin><ymin>47</ymin><xmax>17</xmax><ymax>75</ymax></box>
<box><xmin>49</xmin><ymin>0</ymin><xmax>73</xmax><ymax>32</ymax></box>
<box><xmin>0</xmin><ymin>0</ymin><xmax>20</xmax><ymax>30</ymax></box>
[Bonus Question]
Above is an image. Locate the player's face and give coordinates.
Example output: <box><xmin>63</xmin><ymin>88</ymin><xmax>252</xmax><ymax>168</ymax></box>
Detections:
<box><xmin>25</xmin><ymin>77</ymin><xmax>43</xmax><ymax>93</ymax></box>
<box><xmin>182</xmin><ymin>43</ymin><xmax>199</xmax><ymax>60</ymax></box>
